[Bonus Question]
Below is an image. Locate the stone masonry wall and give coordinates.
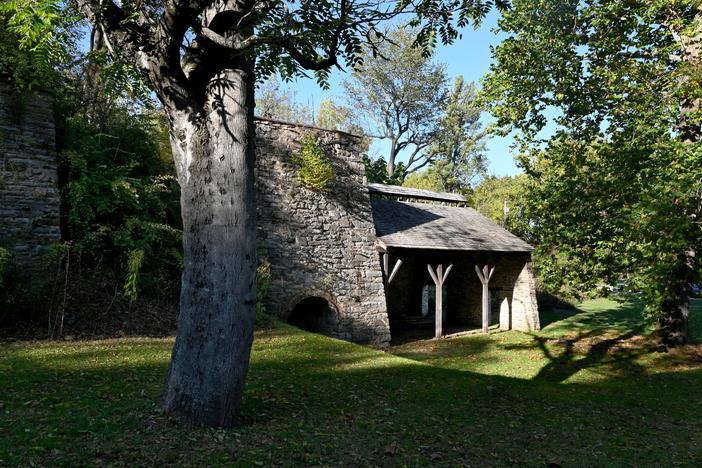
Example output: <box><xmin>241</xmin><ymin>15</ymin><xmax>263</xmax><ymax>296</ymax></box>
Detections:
<box><xmin>452</xmin><ymin>253</ymin><xmax>540</xmax><ymax>332</ymax></box>
<box><xmin>255</xmin><ymin>118</ymin><xmax>391</xmax><ymax>346</ymax></box>
<box><xmin>509</xmin><ymin>260</ymin><xmax>540</xmax><ymax>331</ymax></box>
<box><xmin>0</xmin><ymin>82</ymin><xmax>60</xmax><ymax>271</ymax></box>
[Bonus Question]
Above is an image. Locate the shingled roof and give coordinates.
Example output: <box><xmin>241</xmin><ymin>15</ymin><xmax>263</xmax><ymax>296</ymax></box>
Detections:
<box><xmin>368</xmin><ymin>183</ymin><xmax>465</xmax><ymax>203</ymax></box>
<box><xmin>371</xmin><ymin>199</ymin><xmax>533</xmax><ymax>252</ymax></box>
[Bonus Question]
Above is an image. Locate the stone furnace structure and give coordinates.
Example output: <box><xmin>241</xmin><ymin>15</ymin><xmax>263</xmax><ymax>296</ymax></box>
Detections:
<box><xmin>255</xmin><ymin>118</ymin><xmax>391</xmax><ymax>346</ymax></box>
<box><xmin>254</xmin><ymin>118</ymin><xmax>540</xmax><ymax>347</ymax></box>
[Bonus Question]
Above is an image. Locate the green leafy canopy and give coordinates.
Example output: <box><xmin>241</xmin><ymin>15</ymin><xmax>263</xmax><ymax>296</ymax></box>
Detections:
<box><xmin>481</xmin><ymin>0</ymin><xmax>702</xmax><ymax>327</ymax></box>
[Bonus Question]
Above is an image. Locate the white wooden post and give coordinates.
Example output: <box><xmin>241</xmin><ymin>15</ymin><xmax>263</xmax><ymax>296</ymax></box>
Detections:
<box><xmin>428</xmin><ymin>263</ymin><xmax>453</xmax><ymax>339</ymax></box>
<box><xmin>475</xmin><ymin>264</ymin><xmax>495</xmax><ymax>333</ymax></box>
<box><xmin>381</xmin><ymin>252</ymin><xmax>403</xmax><ymax>285</ymax></box>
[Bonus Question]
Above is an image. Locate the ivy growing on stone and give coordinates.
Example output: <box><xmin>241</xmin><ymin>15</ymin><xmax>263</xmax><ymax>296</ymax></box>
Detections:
<box><xmin>292</xmin><ymin>134</ymin><xmax>335</xmax><ymax>192</ymax></box>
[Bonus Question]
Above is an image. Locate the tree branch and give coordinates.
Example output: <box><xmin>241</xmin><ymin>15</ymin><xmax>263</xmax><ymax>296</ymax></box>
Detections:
<box><xmin>281</xmin><ymin>0</ymin><xmax>348</xmax><ymax>71</ymax></box>
<box><xmin>73</xmin><ymin>0</ymin><xmax>145</xmax><ymax>62</ymax></box>
<box><xmin>193</xmin><ymin>24</ymin><xmax>269</xmax><ymax>51</ymax></box>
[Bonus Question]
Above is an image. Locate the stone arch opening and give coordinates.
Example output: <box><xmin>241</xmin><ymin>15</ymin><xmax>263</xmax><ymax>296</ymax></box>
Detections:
<box><xmin>287</xmin><ymin>296</ymin><xmax>338</xmax><ymax>336</ymax></box>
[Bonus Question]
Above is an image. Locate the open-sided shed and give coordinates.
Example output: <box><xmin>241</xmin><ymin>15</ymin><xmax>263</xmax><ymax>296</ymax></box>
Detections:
<box><xmin>370</xmin><ymin>183</ymin><xmax>540</xmax><ymax>340</ymax></box>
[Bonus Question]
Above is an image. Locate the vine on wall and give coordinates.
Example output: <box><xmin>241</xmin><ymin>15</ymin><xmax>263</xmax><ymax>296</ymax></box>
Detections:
<box><xmin>292</xmin><ymin>134</ymin><xmax>335</xmax><ymax>192</ymax></box>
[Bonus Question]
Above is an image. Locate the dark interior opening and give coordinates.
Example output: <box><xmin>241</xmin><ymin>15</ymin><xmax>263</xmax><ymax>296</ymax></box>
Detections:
<box><xmin>287</xmin><ymin>297</ymin><xmax>337</xmax><ymax>335</ymax></box>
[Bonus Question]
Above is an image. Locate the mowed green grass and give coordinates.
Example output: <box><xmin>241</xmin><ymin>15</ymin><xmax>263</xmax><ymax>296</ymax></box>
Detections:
<box><xmin>1</xmin><ymin>299</ymin><xmax>702</xmax><ymax>467</ymax></box>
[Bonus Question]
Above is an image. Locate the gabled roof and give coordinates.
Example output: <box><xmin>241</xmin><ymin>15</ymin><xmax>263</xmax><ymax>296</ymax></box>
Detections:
<box><xmin>368</xmin><ymin>183</ymin><xmax>465</xmax><ymax>203</ymax></box>
<box><xmin>371</xmin><ymin>199</ymin><xmax>533</xmax><ymax>252</ymax></box>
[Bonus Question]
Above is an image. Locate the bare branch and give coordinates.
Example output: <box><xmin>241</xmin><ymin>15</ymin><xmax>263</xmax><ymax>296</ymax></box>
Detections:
<box><xmin>193</xmin><ymin>24</ymin><xmax>268</xmax><ymax>51</ymax></box>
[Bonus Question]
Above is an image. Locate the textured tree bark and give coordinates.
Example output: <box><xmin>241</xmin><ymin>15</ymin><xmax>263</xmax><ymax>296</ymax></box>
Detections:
<box><xmin>660</xmin><ymin>7</ymin><xmax>702</xmax><ymax>347</ymax></box>
<box><xmin>659</xmin><ymin>252</ymin><xmax>693</xmax><ymax>347</ymax></box>
<box><xmin>160</xmin><ymin>60</ymin><xmax>257</xmax><ymax>427</ymax></box>
<box><xmin>659</xmin><ymin>293</ymin><xmax>690</xmax><ymax>347</ymax></box>
<box><xmin>387</xmin><ymin>138</ymin><xmax>398</xmax><ymax>179</ymax></box>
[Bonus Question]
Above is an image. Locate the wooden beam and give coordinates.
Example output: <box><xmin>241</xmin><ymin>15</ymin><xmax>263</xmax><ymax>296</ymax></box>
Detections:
<box><xmin>388</xmin><ymin>259</ymin><xmax>403</xmax><ymax>284</ymax></box>
<box><xmin>427</xmin><ymin>264</ymin><xmax>439</xmax><ymax>285</ymax></box>
<box><xmin>443</xmin><ymin>264</ymin><xmax>453</xmax><ymax>283</ymax></box>
<box><xmin>428</xmin><ymin>263</ymin><xmax>453</xmax><ymax>339</ymax></box>
<box><xmin>475</xmin><ymin>264</ymin><xmax>494</xmax><ymax>333</ymax></box>
<box><xmin>382</xmin><ymin>253</ymin><xmax>402</xmax><ymax>285</ymax></box>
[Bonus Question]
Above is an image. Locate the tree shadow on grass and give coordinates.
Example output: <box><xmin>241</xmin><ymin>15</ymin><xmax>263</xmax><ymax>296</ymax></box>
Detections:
<box><xmin>2</xmin><ymin>331</ymin><xmax>702</xmax><ymax>467</ymax></box>
<box><xmin>525</xmin><ymin>330</ymin><xmax>652</xmax><ymax>383</ymax></box>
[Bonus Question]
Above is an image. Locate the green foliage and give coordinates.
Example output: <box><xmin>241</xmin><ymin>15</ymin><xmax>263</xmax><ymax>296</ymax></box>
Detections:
<box><xmin>88</xmin><ymin>50</ymin><xmax>154</xmax><ymax>107</ymax></box>
<box><xmin>255</xmin><ymin>75</ymin><xmax>312</xmax><ymax>124</ymax></box>
<box><xmin>60</xmin><ymin>110</ymin><xmax>182</xmax><ymax>299</ymax></box>
<box><xmin>426</xmin><ymin>77</ymin><xmax>487</xmax><ymax>193</ymax></box>
<box><xmin>253</xmin><ymin>0</ymin><xmax>493</xmax><ymax>89</ymax></box>
<box><xmin>124</xmin><ymin>249</ymin><xmax>145</xmax><ymax>302</ymax></box>
<box><xmin>402</xmin><ymin>168</ymin><xmax>444</xmax><ymax>192</ymax></box>
<box><xmin>292</xmin><ymin>134</ymin><xmax>335</xmax><ymax>192</ymax></box>
<box><xmin>471</xmin><ymin>175</ymin><xmax>534</xmax><ymax>243</ymax></box>
<box><xmin>481</xmin><ymin>0</ymin><xmax>702</xmax><ymax>325</ymax></box>
<box><xmin>362</xmin><ymin>155</ymin><xmax>405</xmax><ymax>185</ymax></box>
<box><xmin>345</xmin><ymin>29</ymin><xmax>487</xmax><ymax>186</ymax></box>
<box><xmin>343</xmin><ymin>26</ymin><xmax>448</xmax><ymax>180</ymax></box>
<box><xmin>0</xmin><ymin>0</ymin><xmax>77</xmax><ymax>91</ymax></box>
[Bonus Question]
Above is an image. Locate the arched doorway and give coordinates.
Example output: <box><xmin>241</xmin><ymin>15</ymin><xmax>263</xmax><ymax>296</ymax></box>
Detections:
<box><xmin>287</xmin><ymin>296</ymin><xmax>338</xmax><ymax>336</ymax></box>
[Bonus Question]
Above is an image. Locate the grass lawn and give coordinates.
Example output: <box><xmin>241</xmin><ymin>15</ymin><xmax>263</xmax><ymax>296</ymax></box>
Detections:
<box><xmin>2</xmin><ymin>299</ymin><xmax>702</xmax><ymax>466</ymax></box>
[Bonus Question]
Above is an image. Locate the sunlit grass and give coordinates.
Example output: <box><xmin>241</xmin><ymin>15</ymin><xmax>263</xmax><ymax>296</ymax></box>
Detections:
<box><xmin>1</xmin><ymin>299</ymin><xmax>701</xmax><ymax>466</ymax></box>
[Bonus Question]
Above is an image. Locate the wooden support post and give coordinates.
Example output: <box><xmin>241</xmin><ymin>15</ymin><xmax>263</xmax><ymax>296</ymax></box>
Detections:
<box><xmin>388</xmin><ymin>259</ymin><xmax>403</xmax><ymax>284</ymax></box>
<box><xmin>475</xmin><ymin>264</ymin><xmax>495</xmax><ymax>333</ymax></box>
<box><xmin>381</xmin><ymin>252</ymin><xmax>403</xmax><ymax>285</ymax></box>
<box><xmin>427</xmin><ymin>263</ymin><xmax>453</xmax><ymax>339</ymax></box>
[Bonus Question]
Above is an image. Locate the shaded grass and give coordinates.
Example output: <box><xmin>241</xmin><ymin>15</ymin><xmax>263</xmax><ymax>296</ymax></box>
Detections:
<box><xmin>1</xmin><ymin>299</ymin><xmax>702</xmax><ymax>466</ymax></box>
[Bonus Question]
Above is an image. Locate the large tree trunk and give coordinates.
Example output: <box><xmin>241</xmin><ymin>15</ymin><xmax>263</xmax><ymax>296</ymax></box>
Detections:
<box><xmin>387</xmin><ymin>138</ymin><xmax>397</xmax><ymax>180</ymax></box>
<box><xmin>659</xmin><ymin>7</ymin><xmax>702</xmax><ymax>347</ymax></box>
<box><xmin>160</xmin><ymin>60</ymin><xmax>257</xmax><ymax>427</ymax></box>
<box><xmin>659</xmin><ymin>293</ymin><xmax>689</xmax><ymax>347</ymax></box>
<box><xmin>659</xmin><ymin>251</ymin><xmax>694</xmax><ymax>347</ymax></box>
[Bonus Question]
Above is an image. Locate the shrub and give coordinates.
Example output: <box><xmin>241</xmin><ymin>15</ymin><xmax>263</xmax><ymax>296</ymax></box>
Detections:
<box><xmin>292</xmin><ymin>134</ymin><xmax>335</xmax><ymax>192</ymax></box>
<box><xmin>59</xmin><ymin>110</ymin><xmax>182</xmax><ymax>300</ymax></box>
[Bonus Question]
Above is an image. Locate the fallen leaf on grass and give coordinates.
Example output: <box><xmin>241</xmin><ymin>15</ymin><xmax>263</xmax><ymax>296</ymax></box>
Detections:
<box><xmin>384</xmin><ymin>441</ymin><xmax>399</xmax><ymax>456</ymax></box>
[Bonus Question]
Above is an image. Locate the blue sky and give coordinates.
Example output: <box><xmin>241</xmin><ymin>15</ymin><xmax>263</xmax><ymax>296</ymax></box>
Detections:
<box><xmin>279</xmin><ymin>10</ymin><xmax>521</xmax><ymax>177</ymax></box>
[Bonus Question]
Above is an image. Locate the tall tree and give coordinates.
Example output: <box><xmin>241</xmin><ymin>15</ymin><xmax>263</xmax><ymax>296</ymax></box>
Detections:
<box><xmin>423</xmin><ymin>77</ymin><xmax>487</xmax><ymax>192</ymax></box>
<box><xmin>6</xmin><ymin>0</ymin><xmax>505</xmax><ymax>426</ymax></box>
<box><xmin>402</xmin><ymin>166</ymin><xmax>444</xmax><ymax>191</ymax></box>
<box><xmin>343</xmin><ymin>26</ymin><xmax>447</xmax><ymax>180</ymax></box>
<box><xmin>315</xmin><ymin>97</ymin><xmax>353</xmax><ymax>131</ymax></box>
<box><xmin>470</xmin><ymin>174</ymin><xmax>534</xmax><ymax>243</ymax></box>
<box><xmin>482</xmin><ymin>0</ymin><xmax>702</xmax><ymax>345</ymax></box>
